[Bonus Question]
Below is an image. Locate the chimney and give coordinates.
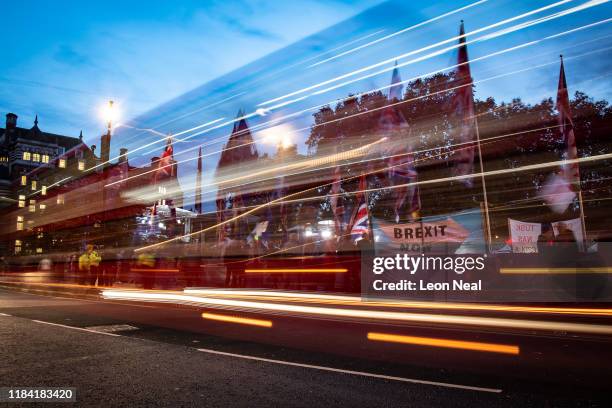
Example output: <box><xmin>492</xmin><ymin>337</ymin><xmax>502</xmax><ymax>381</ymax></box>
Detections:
<box><xmin>100</xmin><ymin>130</ymin><xmax>111</xmax><ymax>165</ymax></box>
<box><xmin>118</xmin><ymin>148</ymin><xmax>128</xmax><ymax>163</ymax></box>
<box><xmin>5</xmin><ymin>113</ymin><xmax>17</xmax><ymax>129</ymax></box>
<box><xmin>91</xmin><ymin>144</ymin><xmax>97</xmax><ymax>156</ymax></box>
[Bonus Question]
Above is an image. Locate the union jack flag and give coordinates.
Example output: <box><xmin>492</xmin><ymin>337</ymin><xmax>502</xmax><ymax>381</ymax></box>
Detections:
<box><xmin>350</xmin><ymin>174</ymin><xmax>369</xmax><ymax>242</ymax></box>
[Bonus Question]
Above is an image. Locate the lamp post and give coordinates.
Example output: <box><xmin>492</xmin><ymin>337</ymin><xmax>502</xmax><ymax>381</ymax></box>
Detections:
<box><xmin>99</xmin><ymin>100</ymin><xmax>116</xmax><ymax>257</ymax></box>
<box><xmin>100</xmin><ymin>100</ymin><xmax>116</xmax><ymax>165</ymax></box>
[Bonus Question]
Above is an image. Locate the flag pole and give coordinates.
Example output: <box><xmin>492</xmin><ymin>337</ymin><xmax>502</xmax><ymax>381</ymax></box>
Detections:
<box><xmin>474</xmin><ymin>115</ymin><xmax>493</xmax><ymax>253</ymax></box>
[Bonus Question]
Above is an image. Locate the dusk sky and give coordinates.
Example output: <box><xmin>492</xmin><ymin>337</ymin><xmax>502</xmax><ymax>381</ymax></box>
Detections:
<box><xmin>0</xmin><ymin>0</ymin><xmax>379</xmax><ymax>140</ymax></box>
<box><xmin>2</xmin><ymin>0</ymin><xmax>611</xmax><ymax>210</ymax></box>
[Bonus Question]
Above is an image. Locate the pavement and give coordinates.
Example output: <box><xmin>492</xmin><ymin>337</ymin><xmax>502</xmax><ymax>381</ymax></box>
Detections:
<box><xmin>1</xmin><ymin>288</ymin><xmax>611</xmax><ymax>407</ymax></box>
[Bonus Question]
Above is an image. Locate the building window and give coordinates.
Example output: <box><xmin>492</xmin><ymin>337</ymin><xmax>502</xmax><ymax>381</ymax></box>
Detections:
<box><xmin>42</xmin><ymin>154</ymin><xmax>50</xmax><ymax>164</ymax></box>
<box><xmin>41</xmin><ymin>185</ymin><xmax>47</xmax><ymax>196</ymax></box>
<box><xmin>23</xmin><ymin>151</ymin><xmax>31</xmax><ymax>161</ymax></box>
<box><xmin>39</xmin><ymin>203</ymin><xmax>46</xmax><ymax>210</ymax></box>
<box><xmin>32</xmin><ymin>153</ymin><xmax>40</xmax><ymax>162</ymax></box>
<box><xmin>58</xmin><ymin>158</ymin><xmax>66</xmax><ymax>168</ymax></box>
<box><xmin>29</xmin><ymin>199</ymin><xmax>36</xmax><ymax>212</ymax></box>
<box><xmin>78</xmin><ymin>160</ymin><xmax>85</xmax><ymax>171</ymax></box>
<box><xmin>36</xmin><ymin>248</ymin><xmax>43</xmax><ymax>254</ymax></box>
<box><xmin>15</xmin><ymin>240</ymin><xmax>22</xmax><ymax>254</ymax></box>
<box><xmin>16</xmin><ymin>216</ymin><xmax>24</xmax><ymax>231</ymax></box>
<box><xmin>21</xmin><ymin>175</ymin><xmax>27</xmax><ymax>186</ymax></box>
<box><xmin>57</xmin><ymin>194</ymin><xmax>65</xmax><ymax>205</ymax></box>
<box><xmin>18</xmin><ymin>195</ymin><xmax>25</xmax><ymax>208</ymax></box>
<box><xmin>31</xmin><ymin>180</ymin><xmax>37</xmax><ymax>190</ymax></box>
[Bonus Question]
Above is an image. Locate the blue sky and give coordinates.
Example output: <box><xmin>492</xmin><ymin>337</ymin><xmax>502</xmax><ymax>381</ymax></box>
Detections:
<box><xmin>0</xmin><ymin>0</ymin><xmax>379</xmax><ymax>139</ymax></box>
<box><xmin>2</xmin><ymin>0</ymin><xmax>611</xmax><ymax>210</ymax></box>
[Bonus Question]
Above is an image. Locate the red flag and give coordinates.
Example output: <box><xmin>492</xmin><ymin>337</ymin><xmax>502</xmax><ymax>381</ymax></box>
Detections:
<box><xmin>452</xmin><ymin>21</ymin><xmax>476</xmax><ymax>187</ymax></box>
<box><xmin>154</xmin><ymin>136</ymin><xmax>174</xmax><ymax>183</ymax></box>
<box><xmin>557</xmin><ymin>56</ymin><xmax>580</xmax><ymax>186</ymax></box>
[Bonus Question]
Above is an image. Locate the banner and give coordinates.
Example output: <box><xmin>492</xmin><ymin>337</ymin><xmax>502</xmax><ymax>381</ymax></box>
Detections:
<box><xmin>509</xmin><ymin>219</ymin><xmax>541</xmax><ymax>253</ymax></box>
<box><xmin>509</xmin><ymin>218</ymin><xmax>583</xmax><ymax>253</ymax></box>
<box><xmin>373</xmin><ymin>208</ymin><xmax>485</xmax><ymax>254</ymax></box>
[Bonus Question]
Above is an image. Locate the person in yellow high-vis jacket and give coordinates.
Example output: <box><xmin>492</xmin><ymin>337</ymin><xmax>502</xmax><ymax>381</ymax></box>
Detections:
<box><xmin>79</xmin><ymin>244</ymin><xmax>101</xmax><ymax>286</ymax></box>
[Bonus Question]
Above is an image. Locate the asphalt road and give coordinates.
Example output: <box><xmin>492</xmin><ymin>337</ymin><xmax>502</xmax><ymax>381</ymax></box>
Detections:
<box><xmin>1</xmin><ymin>289</ymin><xmax>610</xmax><ymax>407</ymax></box>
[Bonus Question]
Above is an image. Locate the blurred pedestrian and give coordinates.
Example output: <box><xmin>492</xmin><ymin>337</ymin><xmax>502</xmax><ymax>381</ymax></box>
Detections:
<box><xmin>79</xmin><ymin>244</ymin><xmax>101</xmax><ymax>286</ymax></box>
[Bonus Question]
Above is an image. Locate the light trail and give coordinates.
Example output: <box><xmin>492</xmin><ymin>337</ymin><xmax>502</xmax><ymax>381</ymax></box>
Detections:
<box><xmin>367</xmin><ymin>332</ymin><xmax>520</xmax><ymax>355</ymax></box>
<box><xmin>132</xmin><ymin>135</ymin><xmax>612</xmax><ymax>253</ymax></box>
<box><xmin>84</xmin><ymin>117</ymin><xmax>226</xmax><ymax>174</ymax></box>
<box><xmin>128</xmin><ymin>7</ymin><xmax>610</xmax><ymax>168</ymax></box>
<box><xmin>110</xmin><ymin>42</ymin><xmax>598</xmax><ymax>194</ymax></box>
<box><xmin>265</xmin><ymin>11</ymin><xmax>612</xmax><ymax>112</ymax></box>
<box><xmin>201</xmin><ymin>312</ymin><xmax>273</xmax><ymax>328</ymax></box>
<box><xmin>101</xmin><ymin>290</ymin><xmax>612</xmax><ymax>335</ymax></box>
<box><xmin>106</xmin><ymin>21</ymin><xmax>611</xmax><ymax>192</ymax></box>
<box><xmin>243</xmin><ymin>268</ymin><xmax>348</xmax><ymax>273</ymax></box>
<box><xmin>308</xmin><ymin>0</ymin><xmax>489</xmax><ymax>68</ymax></box>
<box><xmin>182</xmin><ymin>289</ymin><xmax>612</xmax><ymax>316</ymax></box>
<box><xmin>500</xmin><ymin>267</ymin><xmax>612</xmax><ymax>274</ymax></box>
<box><xmin>258</xmin><ymin>0</ymin><xmax>596</xmax><ymax>107</ymax></box>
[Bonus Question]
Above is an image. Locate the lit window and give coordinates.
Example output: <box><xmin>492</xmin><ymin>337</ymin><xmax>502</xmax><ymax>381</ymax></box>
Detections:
<box><xmin>29</xmin><ymin>199</ymin><xmax>36</xmax><ymax>212</ymax></box>
<box><xmin>21</xmin><ymin>175</ymin><xmax>27</xmax><ymax>186</ymax></box>
<box><xmin>57</xmin><ymin>194</ymin><xmax>65</xmax><ymax>205</ymax></box>
<box><xmin>78</xmin><ymin>160</ymin><xmax>85</xmax><ymax>171</ymax></box>
<box><xmin>18</xmin><ymin>195</ymin><xmax>25</xmax><ymax>208</ymax></box>
<box><xmin>31</xmin><ymin>180</ymin><xmax>37</xmax><ymax>190</ymax></box>
<box><xmin>14</xmin><ymin>240</ymin><xmax>22</xmax><ymax>254</ymax></box>
<box><xmin>41</xmin><ymin>185</ymin><xmax>47</xmax><ymax>195</ymax></box>
<box><xmin>17</xmin><ymin>215</ymin><xmax>24</xmax><ymax>222</ymax></box>
<box><xmin>39</xmin><ymin>204</ymin><xmax>46</xmax><ymax>210</ymax></box>
<box><xmin>42</xmin><ymin>154</ymin><xmax>50</xmax><ymax>163</ymax></box>
<box><xmin>58</xmin><ymin>158</ymin><xmax>66</xmax><ymax>168</ymax></box>
<box><xmin>32</xmin><ymin>153</ymin><xmax>40</xmax><ymax>162</ymax></box>
<box><xmin>16</xmin><ymin>215</ymin><xmax>23</xmax><ymax>230</ymax></box>
<box><xmin>22</xmin><ymin>151</ymin><xmax>31</xmax><ymax>161</ymax></box>
<box><xmin>36</xmin><ymin>248</ymin><xmax>43</xmax><ymax>254</ymax></box>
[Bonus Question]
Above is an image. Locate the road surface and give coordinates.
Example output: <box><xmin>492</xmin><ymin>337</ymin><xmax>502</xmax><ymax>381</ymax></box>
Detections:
<box><xmin>1</xmin><ymin>288</ymin><xmax>610</xmax><ymax>406</ymax></box>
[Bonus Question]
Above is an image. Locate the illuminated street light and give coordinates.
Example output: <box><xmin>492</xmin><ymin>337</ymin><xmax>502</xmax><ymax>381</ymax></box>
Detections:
<box><xmin>100</xmin><ymin>100</ymin><xmax>118</xmax><ymax>132</ymax></box>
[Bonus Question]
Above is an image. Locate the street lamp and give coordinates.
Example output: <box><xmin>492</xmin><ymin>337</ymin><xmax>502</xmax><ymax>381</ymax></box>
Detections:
<box><xmin>100</xmin><ymin>100</ymin><xmax>117</xmax><ymax>133</ymax></box>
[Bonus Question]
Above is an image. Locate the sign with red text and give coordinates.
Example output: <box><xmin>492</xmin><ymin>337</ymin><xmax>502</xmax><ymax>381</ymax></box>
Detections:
<box><xmin>508</xmin><ymin>219</ymin><xmax>541</xmax><ymax>253</ymax></box>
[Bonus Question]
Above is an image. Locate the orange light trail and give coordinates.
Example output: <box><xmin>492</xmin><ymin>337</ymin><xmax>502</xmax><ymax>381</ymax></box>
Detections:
<box><xmin>244</xmin><ymin>268</ymin><xmax>348</xmax><ymax>274</ymax></box>
<box><xmin>182</xmin><ymin>289</ymin><xmax>612</xmax><ymax>316</ymax></box>
<box><xmin>202</xmin><ymin>312</ymin><xmax>273</xmax><ymax>328</ymax></box>
<box><xmin>367</xmin><ymin>332</ymin><xmax>520</xmax><ymax>355</ymax></box>
<box><xmin>101</xmin><ymin>290</ymin><xmax>612</xmax><ymax>335</ymax></box>
<box><xmin>500</xmin><ymin>267</ymin><xmax>612</xmax><ymax>274</ymax></box>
